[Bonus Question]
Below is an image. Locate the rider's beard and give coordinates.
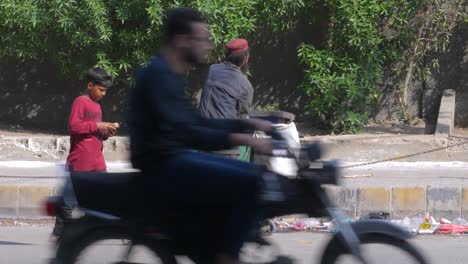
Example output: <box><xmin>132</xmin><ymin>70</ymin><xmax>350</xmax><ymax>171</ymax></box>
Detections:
<box><xmin>183</xmin><ymin>48</ymin><xmax>202</xmax><ymax>66</ymax></box>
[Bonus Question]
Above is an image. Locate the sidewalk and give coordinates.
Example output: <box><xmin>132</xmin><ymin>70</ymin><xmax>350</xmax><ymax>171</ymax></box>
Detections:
<box><xmin>308</xmin><ymin>130</ymin><xmax>468</xmax><ymax>163</ymax></box>
<box><xmin>1</xmin><ymin>131</ymin><xmax>467</xmax><ymax>162</ymax></box>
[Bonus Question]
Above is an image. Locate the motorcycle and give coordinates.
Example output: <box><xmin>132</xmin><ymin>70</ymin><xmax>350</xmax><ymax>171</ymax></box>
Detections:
<box><xmin>46</xmin><ymin>132</ymin><xmax>427</xmax><ymax>264</ymax></box>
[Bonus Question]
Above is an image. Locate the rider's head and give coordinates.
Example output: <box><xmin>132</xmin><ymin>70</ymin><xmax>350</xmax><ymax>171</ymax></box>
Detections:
<box><xmin>163</xmin><ymin>8</ymin><xmax>214</xmax><ymax>65</ymax></box>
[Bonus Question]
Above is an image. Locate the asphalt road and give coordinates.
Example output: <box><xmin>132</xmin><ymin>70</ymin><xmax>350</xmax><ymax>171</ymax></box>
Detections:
<box><xmin>1</xmin><ymin>226</ymin><xmax>468</xmax><ymax>264</ymax></box>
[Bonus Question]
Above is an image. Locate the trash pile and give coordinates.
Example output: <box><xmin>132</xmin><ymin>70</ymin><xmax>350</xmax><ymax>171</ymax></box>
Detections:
<box><xmin>274</xmin><ymin>217</ymin><xmax>325</xmax><ymax>231</ymax></box>
<box><xmin>273</xmin><ymin>217</ymin><xmax>351</xmax><ymax>232</ymax></box>
<box><xmin>272</xmin><ymin>212</ymin><xmax>468</xmax><ymax>235</ymax></box>
<box><xmin>392</xmin><ymin>213</ymin><xmax>468</xmax><ymax>235</ymax></box>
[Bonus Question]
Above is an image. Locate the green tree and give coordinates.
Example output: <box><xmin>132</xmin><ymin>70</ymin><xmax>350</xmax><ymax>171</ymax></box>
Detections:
<box><xmin>0</xmin><ymin>0</ymin><xmax>306</xmax><ymax>80</ymax></box>
<box><xmin>0</xmin><ymin>0</ymin><xmax>465</xmax><ymax>133</ymax></box>
<box><xmin>298</xmin><ymin>0</ymin><xmax>465</xmax><ymax>133</ymax></box>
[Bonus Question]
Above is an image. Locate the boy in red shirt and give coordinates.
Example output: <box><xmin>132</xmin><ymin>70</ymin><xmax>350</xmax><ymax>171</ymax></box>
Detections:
<box><xmin>66</xmin><ymin>67</ymin><xmax>118</xmax><ymax>172</ymax></box>
<box><xmin>52</xmin><ymin>68</ymin><xmax>117</xmax><ymax>239</ymax></box>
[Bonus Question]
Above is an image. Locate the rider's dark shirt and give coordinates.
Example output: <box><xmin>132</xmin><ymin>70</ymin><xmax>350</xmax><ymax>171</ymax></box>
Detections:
<box><xmin>128</xmin><ymin>55</ymin><xmax>250</xmax><ymax>170</ymax></box>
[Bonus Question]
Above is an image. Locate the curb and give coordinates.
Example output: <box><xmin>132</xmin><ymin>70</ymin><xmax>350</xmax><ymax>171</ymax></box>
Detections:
<box><xmin>0</xmin><ymin>185</ymin><xmax>53</xmax><ymax>219</ymax></box>
<box><xmin>0</xmin><ymin>184</ymin><xmax>467</xmax><ymax>220</ymax></box>
<box><xmin>2</xmin><ymin>134</ymin><xmax>468</xmax><ymax>163</ymax></box>
<box><xmin>0</xmin><ymin>136</ymin><xmax>129</xmax><ymax>152</ymax></box>
<box><xmin>326</xmin><ymin>186</ymin><xmax>466</xmax><ymax>220</ymax></box>
<box><xmin>0</xmin><ymin>136</ymin><xmax>129</xmax><ymax>161</ymax></box>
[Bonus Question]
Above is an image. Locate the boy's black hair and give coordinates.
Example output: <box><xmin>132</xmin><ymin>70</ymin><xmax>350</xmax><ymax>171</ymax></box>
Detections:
<box><xmin>225</xmin><ymin>49</ymin><xmax>250</xmax><ymax>67</ymax></box>
<box><xmin>86</xmin><ymin>67</ymin><xmax>112</xmax><ymax>88</ymax></box>
<box><xmin>163</xmin><ymin>8</ymin><xmax>205</xmax><ymax>43</ymax></box>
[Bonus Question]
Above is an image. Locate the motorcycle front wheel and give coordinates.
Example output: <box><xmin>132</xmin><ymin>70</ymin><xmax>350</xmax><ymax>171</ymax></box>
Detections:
<box><xmin>320</xmin><ymin>234</ymin><xmax>428</xmax><ymax>264</ymax></box>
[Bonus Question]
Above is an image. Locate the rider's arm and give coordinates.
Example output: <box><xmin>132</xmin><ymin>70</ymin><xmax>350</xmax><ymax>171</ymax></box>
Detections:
<box><xmin>229</xmin><ymin>133</ymin><xmax>273</xmax><ymax>155</ymax></box>
<box><xmin>198</xmin><ymin>117</ymin><xmax>250</xmax><ymax>132</ymax></box>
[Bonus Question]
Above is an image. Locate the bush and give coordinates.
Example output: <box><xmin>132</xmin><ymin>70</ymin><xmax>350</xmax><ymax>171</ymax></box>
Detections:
<box><xmin>298</xmin><ymin>0</ymin><xmax>465</xmax><ymax>133</ymax></box>
<box><xmin>0</xmin><ymin>0</ymin><xmax>465</xmax><ymax>133</ymax></box>
<box><xmin>0</xmin><ymin>0</ymin><xmax>305</xmax><ymax>80</ymax></box>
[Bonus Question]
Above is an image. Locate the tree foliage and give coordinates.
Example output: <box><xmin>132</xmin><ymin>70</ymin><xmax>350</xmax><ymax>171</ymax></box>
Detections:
<box><xmin>0</xmin><ymin>0</ymin><xmax>305</xmax><ymax>79</ymax></box>
<box><xmin>0</xmin><ymin>0</ymin><xmax>466</xmax><ymax>133</ymax></box>
<box><xmin>298</xmin><ymin>0</ymin><xmax>466</xmax><ymax>133</ymax></box>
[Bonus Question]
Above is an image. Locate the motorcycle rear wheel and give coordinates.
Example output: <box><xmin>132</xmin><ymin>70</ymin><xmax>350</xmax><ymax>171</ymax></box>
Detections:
<box><xmin>52</xmin><ymin>229</ymin><xmax>176</xmax><ymax>264</ymax></box>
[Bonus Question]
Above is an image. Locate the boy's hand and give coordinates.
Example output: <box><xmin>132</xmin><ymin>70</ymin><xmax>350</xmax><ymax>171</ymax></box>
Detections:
<box><xmin>107</xmin><ymin>130</ymin><xmax>117</xmax><ymax>137</ymax></box>
<box><xmin>107</xmin><ymin>123</ymin><xmax>119</xmax><ymax>137</ymax></box>
<box><xmin>97</xmin><ymin>122</ymin><xmax>117</xmax><ymax>135</ymax></box>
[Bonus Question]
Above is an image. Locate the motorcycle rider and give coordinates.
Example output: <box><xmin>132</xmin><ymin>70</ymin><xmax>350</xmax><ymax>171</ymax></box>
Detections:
<box><xmin>128</xmin><ymin>8</ymin><xmax>274</xmax><ymax>264</ymax></box>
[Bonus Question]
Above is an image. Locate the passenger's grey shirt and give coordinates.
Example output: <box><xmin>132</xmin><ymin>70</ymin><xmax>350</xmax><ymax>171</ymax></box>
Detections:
<box><xmin>199</xmin><ymin>62</ymin><xmax>253</xmax><ymax>119</ymax></box>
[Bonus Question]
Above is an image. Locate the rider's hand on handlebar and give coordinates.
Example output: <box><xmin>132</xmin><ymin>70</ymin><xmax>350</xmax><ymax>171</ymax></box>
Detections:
<box><xmin>250</xmin><ymin>138</ymin><xmax>273</xmax><ymax>155</ymax></box>
<box><xmin>244</xmin><ymin>118</ymin><xmax>274</xmax><ymax>132</ymax></box>
<box><xmin>228</xmin><ymin>134</ymin><xmax>273</xmax><ymax>155</ymax></box>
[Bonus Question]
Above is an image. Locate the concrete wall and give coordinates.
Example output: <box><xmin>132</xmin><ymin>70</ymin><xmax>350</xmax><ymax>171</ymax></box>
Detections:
<box><xmin>434</xmin><ymin>25</ymin><xmax>468</xmax><ymax>128</ymax></box>
<box><xmin>0</xmin><ymin>14</ymin><xmax>328</xmax><ymax>134</ymax></box>
<box><xmin>0</xmin><ymin>19</ymin><xmax>466</xmax><ymax>133</ymax></box>
<box><xmin>369</xmin><ymin>24</ymin><xmax>468</xmax><ymax>130</ymax></box>
<box><xmin>0</xmin><ymin>58</ymin><xmax>132</xmax><ymax>134</ymax></box>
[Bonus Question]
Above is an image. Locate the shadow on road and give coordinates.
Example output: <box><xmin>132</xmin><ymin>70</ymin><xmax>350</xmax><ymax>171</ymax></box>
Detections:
<box><xmin>0</xmin><ymin>241</ymin><xmax>33</xmax><ymax>246</ymax></box>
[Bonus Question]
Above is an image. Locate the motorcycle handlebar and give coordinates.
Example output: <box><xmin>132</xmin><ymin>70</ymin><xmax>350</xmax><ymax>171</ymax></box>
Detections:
<box><xmin>266</xmin><ymin>130</ymin><xmax>285</xmax><ymax>141</ymax></box>
<box><xmin>266</xmin><ymin>129</ymin><xmax>322</xmax><ymax>162</ymax></box>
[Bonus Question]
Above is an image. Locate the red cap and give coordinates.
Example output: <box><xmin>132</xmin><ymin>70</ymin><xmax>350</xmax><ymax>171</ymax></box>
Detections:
<box><xmin>225</xmin><ymin>39</ymin><xmax>249</xmax><ymax>54</ymax></box>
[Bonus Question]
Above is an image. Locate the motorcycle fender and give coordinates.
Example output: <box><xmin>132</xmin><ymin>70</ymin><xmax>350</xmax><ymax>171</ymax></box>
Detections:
<box><xmin>349</xmin><ymin>219</ymin><xmax>413</xmax><ymax>240</ymax></box>
<box><xmin>60</xmin><ymin>216</ymin><xmax>125</xmax><ymax>244</ymax></box>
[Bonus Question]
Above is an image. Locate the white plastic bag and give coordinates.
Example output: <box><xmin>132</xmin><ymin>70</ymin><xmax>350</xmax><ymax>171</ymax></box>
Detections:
<box><xmin>255</xmin><ymin>122</ymin><xmax>300</xmax><ymax>177</ymax></box>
